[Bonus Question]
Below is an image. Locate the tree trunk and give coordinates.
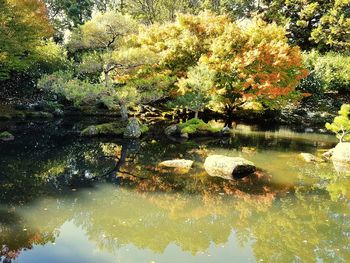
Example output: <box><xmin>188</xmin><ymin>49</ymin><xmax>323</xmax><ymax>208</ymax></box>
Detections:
<box><xmin>120</xmin><ymin>103</ymin><xmax>128</xmax><ymax>121</ymax></box>
<box><xmin>120</xmin><ymin>0</ymin><xmax>124</xmax><ymax>14</ymax></box>
<box><xmin>224</xmin><ymin>105</ymin><xmax>235</xmax><ymax>128</ymax></box>
<box><xmin>194</xmin><ymin>110</ymin><xmax>199</xmax><ymax>119</ymax></box>
<box><xmin>104</xmin><ymin>71</ymin><xmax>109</xmax><ymax>87</ymax></box>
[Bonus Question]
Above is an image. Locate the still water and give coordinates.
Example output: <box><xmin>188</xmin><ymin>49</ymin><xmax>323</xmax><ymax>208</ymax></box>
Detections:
<box><xmin>0</xmin><ymin>120</ymin><xmax>349</xmax><ymax>263</ymax></box>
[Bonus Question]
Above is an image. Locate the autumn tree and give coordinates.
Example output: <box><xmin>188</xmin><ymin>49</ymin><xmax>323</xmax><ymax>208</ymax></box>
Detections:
<box><xmin>0</xmin><ymin>0</ymin><xmax>54</xmax><ymax>79</ymax></box>
<box><xmin>201</xmin><ymin>19</ymin><xmax>308</xmax><ymax>116</ymax></box>
<box><xmin>120</xmin><ymin>12</ymin><xmax>307</xmax><ymax>118</ymax></box>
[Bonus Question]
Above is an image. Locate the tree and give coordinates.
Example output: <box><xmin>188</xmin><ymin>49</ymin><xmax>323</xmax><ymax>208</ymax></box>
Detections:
<box><xmin>203</xmin><ymin>18</ymin><xmax>307</xmax><ymax>116</ymax></box>
<box><xmin>44</xmin><ymin>0</ymin><xmax>94</xmax><ymax>32</ymax></box>
<box><xmin>122</xmin><ymin>12</ymin><xmax>307</xmax><ymax>118</ymax></box>
<box><xmin>261</xmin><ymin>0</ymin><xmax>349</xmax><ymax>51</ymax></box>
<box><xmin>326</xmin><ymin>104</ymin><xmax>350</xmax><ymax>142</ymax></box>
<box><xmin>68</xmin><ymin>11</ymin><xmax>139</xmax><ymax>87</ymax></box>
<box><xmin>0</xmin><ymin>0</ymin><xmax>53</xmax><ymax>79</ymax></box>
<box><xmin>171</xmin><ymin>64</ymin><xmax>214</xmax><ymax>118</ymax></box>
<box><xmin>124</xmin><ymin>0</ymin><xmax>199</xmax><ymax>24</ymax></box>
<box><xmin>42</xmin><ymin>11</ymin><xmax>159</xmax><ymax>120</ymax></box>
<box><xmin>310</xmin><ymin>0</ymin><xmax>350</xmax><ymax>51</ymax></box>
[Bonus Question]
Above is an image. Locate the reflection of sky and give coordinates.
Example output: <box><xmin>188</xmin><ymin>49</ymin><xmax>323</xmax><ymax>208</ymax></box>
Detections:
<box><xmin>17</xmin><ymin>221</ymin><xmax>256</xmax><ymax>263</ymax></box>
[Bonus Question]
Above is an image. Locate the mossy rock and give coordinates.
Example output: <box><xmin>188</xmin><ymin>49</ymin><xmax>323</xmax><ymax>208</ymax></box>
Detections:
<box><xmin>81</xmin><ymin>121</ymin><xmax>127</xmax><ymax>137</ymax></box>
<box><xmin>178</xmin><ymin>118</ymin><xmax>221</xmax><ymax>136</ymax></box>
<box><xmin>81</xmin><ymin>119</ymin><xmax>149</xmax><ymax>138</ymax></box>
<box><xmin>0</xmin><ymin>131</ymin><xmax>14</xmax><ymax>141</ymax></box>
<box><xmin>26</xmin><ymin>111</ymin><xmax>54</xmax><ymax>119</ymax></box>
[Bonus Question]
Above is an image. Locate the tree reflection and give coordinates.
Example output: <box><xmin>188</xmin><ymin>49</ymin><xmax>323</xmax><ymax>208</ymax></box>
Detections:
<box><xmin>0</xmin><ymin>183</ymin><xmax>348</xmax><ymax>262</ymax></box>
<box><xmin>0</xmin><ymin>129</ymin><xmax>349</xmax><ymax>262</ymax></box>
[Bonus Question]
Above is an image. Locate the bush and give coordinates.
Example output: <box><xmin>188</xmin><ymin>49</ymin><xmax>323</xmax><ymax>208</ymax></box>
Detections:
<box><xmin>38</xmin><ymin>71</ymin><xmax>109</xmax><ymax>107</ymax></box>
<box><xmin>179</xmin><ymin>118</ymin><xmax>220</xmax><ymax>134</ymax></box>
<box><xmin>298</xmin><ymin>51</ymin><xmax>350</xmax><ymax>93</ymax></box>
<box><xmin>325</xmin><ymin>104</ymin><xmax>350</xmax><ymax>142</ymax></box>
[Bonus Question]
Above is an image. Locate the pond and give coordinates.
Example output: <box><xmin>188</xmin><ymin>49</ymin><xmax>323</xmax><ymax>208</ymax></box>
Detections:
<box><xmin>0</xmin><ymin>119</ymin><xmax>349</xmax><ymax>263</ymax></box>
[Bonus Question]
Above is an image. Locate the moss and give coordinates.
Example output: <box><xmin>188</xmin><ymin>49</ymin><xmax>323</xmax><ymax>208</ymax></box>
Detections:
<box><xmin>179</xmin><ymin>118</ymin><xmax>221</xmax><ymax>135</ymax></box>
<box><xmin>0</xmin><ymin>131</ymin><xmax>14</xmax><ymax>141</ymax></box>
<box><xmin>81</xmin><ymin>121</ymin><xmax>127</xmax><ymax>137</ymax></box>
<box><xmin>140</xmin><ymin>123</ymin><xmax>149</xmax><ymax>134</ymax></box>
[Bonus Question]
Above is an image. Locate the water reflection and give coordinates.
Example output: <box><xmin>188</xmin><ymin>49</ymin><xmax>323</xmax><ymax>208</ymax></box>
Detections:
<box><xmin>0</xmin><ymin>185</ymin><xmax>349</xmax><ymax>262</ymax></box>
<box><xmin>0</xmin><ymin>124</ymin><xmax>349</xmax><ymax>262</ymax></box>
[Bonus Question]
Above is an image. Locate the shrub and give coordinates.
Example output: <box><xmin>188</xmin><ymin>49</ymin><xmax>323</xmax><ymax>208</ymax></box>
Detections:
<box><xmin>298</xmin><ymin>51</ymin><xmax>350</xmax><ymax>93</ymax></box>
<box><xmin>38</xmin><ymin>71</ymin><xmax>108</xmax><ymax>106</ymax></box>
<box><xmin>325</xmin><ymin>104</ymin><xmax>350</xmax><ymax>142</ymax></box>
<box><xmin>179</xmin><ymin>118</ymin><xmax>220</xmax><ymax>134</ymax></box>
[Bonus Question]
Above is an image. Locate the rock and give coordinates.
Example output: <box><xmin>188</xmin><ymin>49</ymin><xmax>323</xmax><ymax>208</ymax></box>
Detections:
<box><xmin>332</xmin><ymin>161</ymin><xmax>350</xmax><ymax>174</ymax></box>
<box><xmin>332</xmin><ymin>143</ymin><xmax>350</xmax><ymax>163</ymax></box>
<box><xmin>165</xmin><ymin>119</ymin><xmax>223</xmax><ymax>138</ymax></box>
<box><xmin>123</xmin><ymin>118</ymin><xmax>142</xmax><ymax>139</ymax></box>
<box><xmin>165</xmin><ymin>124</ymin><xmax>180</xmax><ymax>137</ymax></box>
<box><xmin>81</xmin><ymin>122</ymin><xmax>126</xmax><ymax>137</ymax></box>
<box><xmin>179</xmin><ymin>118</ymin><xmax>221</xmax><ymax>136</ymax></box>
<box><xmin>204</xmin><ymin>155</ymin><xmax>256</xmax><ymax>180</ymax></box>
<box><xmin>0</xmin><ymin>131</ymin><xmax>14</xmax><ymax>141</ymax></box>
<box><xmin>81</xmin><ymin>119</ymin><xmax>148</xmax><ymax>138</ymax></box>
<box><xmin>159</xmin><ymin>159</ymin><xmax>193</xmax><ymax>171</ymax></box>
<box><xmin>299</xmin><ymin>153</ymin><xmax>321</xmax><ymax>163</ymax></box>
<box><xmin>242</xmin><ymin>147</ymin><xmax>257</xmax><ymax>154</ymax></box>
<box><xmin>222</xmin><ymin>126</ymin><xmax>231</xmax><ymax>134</ymax></box>
<box><xmin>53</xmin><ymin>108</ymin><xmax>64</xmax><ymax>117</ymax></box>
<box><xmin>322</xmin><ymin>148</ymin><xmax>334</xmax><ymax>160</ymax></box>
<box><xmin>332</xmin><ymin>143</ymin><xmax>350</xmax><ymax>173</ymax></box>
<box><xmin>180</xmin><ymin>132</ymin><xmax>189</xmax><ymax>139</ymax></box>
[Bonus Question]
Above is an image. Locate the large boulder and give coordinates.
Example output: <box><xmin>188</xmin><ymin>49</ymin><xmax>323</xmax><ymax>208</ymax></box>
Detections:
<box><xmin>332</xmin><ymin>143</ymin><xmax>350</xmax><ymax>173</ymax></box>
<box><xmin>332</xmin><ymin>143</ymin><xmax>350</xmax><ymax>163</ymax></box>
<box><xmin>124</xmin><ymin>118</ymin><xmax>142</xmax><ymax>139</ymax></box>
<box><xmin>165</xmin><ymin>124</ymin><xmax>180</xmax><ymax>137</ymax></box>
<box><xmin>204</xmin><ymin>155</ymin><xmax>256</xmax><ymax>180</ymax></box>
